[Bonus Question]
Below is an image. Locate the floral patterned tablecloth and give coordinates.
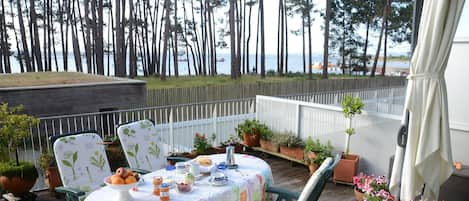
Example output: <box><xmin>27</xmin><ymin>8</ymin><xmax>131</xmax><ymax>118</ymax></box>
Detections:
<box><xmin>84</xmin><ymin>154</ymin><xmax>274</xmax><ymax>201</ymax></box>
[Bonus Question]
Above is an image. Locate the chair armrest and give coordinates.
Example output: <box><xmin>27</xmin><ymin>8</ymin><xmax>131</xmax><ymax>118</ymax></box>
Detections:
<box><xmin>129</xmin><ymin>168</ymin><xmax>151</xmax><ymax>174</ymax></box>
<box><xmin>266</xmin><ymin>186</ymin><xmax>301</xmax><ymax>201</ymax></box>
<box><xmin>167</xmin><ymin>156</ymin><xmax>191</xmax><ymax>162</ymax></box>
<box><xmin>55</xmin><ymin>186</ymin><xmax>86</xmax><ymax>197</ymax></box>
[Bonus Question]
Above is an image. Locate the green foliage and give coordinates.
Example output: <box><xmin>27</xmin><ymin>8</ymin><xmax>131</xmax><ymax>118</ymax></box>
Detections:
<box><xmin>304</xmin><ymin>137</ymin><xmax>333</xmax><ymax>165</ymax></box>
<box><xmin>345</xmin><ymin>128</ymin><xmax>355</xmax><ymax>136</ymax></box>
<box><xmin>193</xmin><ymin>133</ymin><xmax>211</xmax><ymax>154</ymax></box>
<box><xmin>38</xmin><ymin>151</ymin><xmax>56</xmax><ymax>171</ymax></box>
<box><xmin>235</xmin><ymin>119</ymin><xmax>271</xmax><ymax>140</ymax></box>
<box><xmin>0</xmin><ymin>161</ymin><xmax>38</xmax><ymax>181</ymax></box>
<box><xmin>273</xmin><ymin>132</ymin><xmax>304</xmax><ymax>148</ymax></box>
<box><xmin>341</xmin><ymin>95</ymin><xmax>364</xmax><ymax>118</ymax></box>
<box><xmin>0</xmin><ymin>103</ymin><xmax>38</xmax><ymax>166</ymax></box>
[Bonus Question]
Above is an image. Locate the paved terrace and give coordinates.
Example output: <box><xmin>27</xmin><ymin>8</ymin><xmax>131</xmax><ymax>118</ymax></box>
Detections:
<box><xmin>34</xmin><ymin>153</ymin><xmax>355</xmax><ymax>201</ymax></box>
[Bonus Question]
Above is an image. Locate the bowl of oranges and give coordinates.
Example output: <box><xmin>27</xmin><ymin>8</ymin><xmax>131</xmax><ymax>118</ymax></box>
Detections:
<box><xmin>104</xmin><ymin>167</ymin><xmax>141</xmax><ymax>201</ymax></box>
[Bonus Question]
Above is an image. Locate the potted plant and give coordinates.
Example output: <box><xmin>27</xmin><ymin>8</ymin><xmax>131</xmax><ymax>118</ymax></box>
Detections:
<box><xmin>304</xmin><ymin>137</ymin><xmax>333</xmax><ymax>175</ymax></box>
<box><xmin>277</xmin><ymin>133</ymin><xmax>305</xmax><ymax>161</ymax></box>
<box><xmin>353</xmin><ymin>173</ymin><xmax>395</xmax><ymax>201</ymax></box>
<box><xmin>193</xmin><ymin>133</ymin><xmax>211</xmax><ymax>155</ymax></box>
<box><xmin>259</xmin><ymin>128</ymin><xmax>277</xmax><ymax>152</ymax></box>
<box><xmin>38</xmin><ymin>152</ymin><xmax>62</xmax><ymax>192</ymax></box>
<box><xmin>220</xmin><ymin>134</ymin><xmax>244</xmax><ymax>153</ymax></box>
<box><xmin>0</xmin><ymin>103</ymin><xmax>39</xmax><ymax>194</ymax></box>
<box><xmin>333</xmin><ymin>95</ymin><xmax>364</xmax><ymax>183</ymax></box>
<box><xmin>235</xmin><ymin>119</ymin><xmax>269</xmax><ymax>147</ymax></box>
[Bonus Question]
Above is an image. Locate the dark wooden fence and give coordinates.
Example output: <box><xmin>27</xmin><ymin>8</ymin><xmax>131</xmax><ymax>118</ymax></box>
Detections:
<box><xmin>146</xmin><ymin>77</ymin><xmax>406</xmax><ymax>106</ymax></box>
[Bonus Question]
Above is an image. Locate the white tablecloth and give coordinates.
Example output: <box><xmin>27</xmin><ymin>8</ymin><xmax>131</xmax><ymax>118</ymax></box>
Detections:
<box><xmin>85</xmin><ymin>154</ymin><xmax>274</xmax><ymax>201</ymax></box>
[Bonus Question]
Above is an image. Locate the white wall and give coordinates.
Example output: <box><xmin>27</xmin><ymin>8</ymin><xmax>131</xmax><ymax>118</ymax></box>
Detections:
<box><xmin>446</xmin><ymin>39</ymin><xmax>469</xmax><ymax>165</ymax></box>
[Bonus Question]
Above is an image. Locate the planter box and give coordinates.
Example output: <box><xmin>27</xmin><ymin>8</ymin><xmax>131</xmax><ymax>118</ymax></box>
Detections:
<box><xmin>260</xmin><ymin>139</ymin><xmax>279</xmax><ymax>153</ymax></box>
<box><xmin>333</xmin><ymin>154</ymin><xmax>359</xmax><ymax>183</ymax></box>
<box><xmin>279</xmin><ymin>146</ymin><xmax>304</xmax><ymax>161</ymax></box>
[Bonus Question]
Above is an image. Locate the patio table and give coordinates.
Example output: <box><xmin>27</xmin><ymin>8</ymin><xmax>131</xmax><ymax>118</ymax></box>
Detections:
<box><xmin>84</xmin><ymin>154</ymin><xmax>274</xmax><ymax>201</ymax></box>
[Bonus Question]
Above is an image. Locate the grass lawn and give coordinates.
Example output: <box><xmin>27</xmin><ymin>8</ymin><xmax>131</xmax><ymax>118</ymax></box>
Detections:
<box><xmin>0</xmin><ymin>72</ymin><xmax>115</xmax><ymax>88</ymax></box>
<box><xmin>138</xmin><ymin>73</ymin><xmax>368</xmax><ymax>89</ymax></box>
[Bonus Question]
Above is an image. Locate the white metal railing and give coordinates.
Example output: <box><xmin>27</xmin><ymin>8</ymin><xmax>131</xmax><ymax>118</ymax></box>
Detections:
<box><xmin>15</xmin><ymin>86</ymin><xmax>405</xmax><ymax>190</ymax></box>
<box><xmin>256</xmin><ymin>95</ymin><xmax>402</xmax><ymax>139</ymax></box>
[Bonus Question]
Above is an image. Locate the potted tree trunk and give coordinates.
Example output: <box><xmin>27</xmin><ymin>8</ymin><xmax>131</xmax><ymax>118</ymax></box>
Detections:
<box><xmin>277</xmin><ymin>133</ymin><xmax>305</xmax><ymax>161</ymax></box>
<box><xmin>304</xmin><ymin>137</ymin><xmax>333</xmax><ymax>175</ymax></box>
<box><xmin>38</xmin><ymin>152</ymin><xmax>62</xmax><ymax>192</ymax></box>
<box><xmin>333</xmin><ymin>96</ymin><xmax>364</xmax><ymax>184</ymax></box>
<box><xmin>0</xmin><ymin>103</ymin><xmax>39</xmax><ymax>194</ymax></box>
<box><xmin>236</xmin><ymin>119</ymin><xmax>269</xmax><ymax>147</ymax></box>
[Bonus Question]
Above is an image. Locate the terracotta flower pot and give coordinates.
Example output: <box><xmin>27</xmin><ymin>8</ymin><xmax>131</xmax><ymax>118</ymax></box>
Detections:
<box><xmin>260</xmin><ymin>139</ymin><xmax>279</xmax><ymax>152</ymax></box>
<box><xmin>0</xmin><ymin>176</ymin><xmax>37</xmax><ymax>194</ymax></box>
<box><xmin>333</xmin><ymin>154</ymin><xmax>359</xmax><ymax>183</ymax></box>
<box><xmin>354</xmin><ymin>188</ymin><xmax>365</xmax><ymax>201</ymax></box>
<box><xmin>279</xmin><ymin>146</ymin><xmax>304</xmax><ymax>161</ymax></box>
<box><xmin>45</xmin><ymin>167</ymin><xmax>62</xmax><ymax>191</ymax></box>
<box><xmin>243</xmin><ymin>132</ymin><xmax>260</xmax><ymax>147</ymax></box>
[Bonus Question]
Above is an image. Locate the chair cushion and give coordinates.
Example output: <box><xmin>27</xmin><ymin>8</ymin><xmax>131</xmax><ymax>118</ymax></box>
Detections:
<box><xmin>53</xmin><ymin>133</ymin><xmax>111</xmax><ymax>193</ymax></box>
<box><xmin>117</xmin><ymin>120</ymin><xmax>168</xmax><ymax>171</ymax></box>
<box><xmin>297</xmin><ymin>157</ymin><xmax>333</xmax><ymax>201</ymax></box>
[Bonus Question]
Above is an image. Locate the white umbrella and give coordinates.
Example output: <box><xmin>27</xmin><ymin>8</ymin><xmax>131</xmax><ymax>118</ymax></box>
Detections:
<box><xmin>389</xmin><ymin>0</ymin><xmax>465</xmax><ymax>200</ymax></box>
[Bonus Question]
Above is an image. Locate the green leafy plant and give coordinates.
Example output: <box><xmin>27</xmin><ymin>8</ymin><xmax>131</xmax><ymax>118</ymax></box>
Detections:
<box><xmin>341</xmin><ymin>96</ymin><xmax>364</xmax><ymax>155</ymax></box>
<box><xmin>38</xmin><ymin>151</ymin><xmax>56</xmax><ymax>171</ymax></box>
<box><xmin>0</xmin><ymin>103</ymin><xmax>39</xmax><ymax>181</ymax></box>
<box><xmin>235</xmin><ymin>119</ymin><xmax>271</xmax><ymax>140</ymax></box>
<box><xmin>273</xmin><ymin>132</ymin><xmax>304</xmax><ymax>148</ymax></box>
<box><xmin>304</xmin><ymin>137</ymin><xmax>322</xmax><ymax>153</ymax></box>
<box><xmin>193</xmin><ymin>133</ymin><xmax>211</xmax><ymax>154</ymax></box>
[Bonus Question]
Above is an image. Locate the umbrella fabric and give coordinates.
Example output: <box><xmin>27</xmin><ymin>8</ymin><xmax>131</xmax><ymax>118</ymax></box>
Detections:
<box><xmin>389</xmin><ymin>0</ymin><xmax>465</xmax><ymax>200</ymax></box>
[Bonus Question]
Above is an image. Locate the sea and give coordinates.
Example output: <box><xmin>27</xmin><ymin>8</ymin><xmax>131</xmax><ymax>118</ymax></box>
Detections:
<box><xmin>5</xmin><ymin>53</ymin><xmax>410</xmax><ymax>76</ymax></box>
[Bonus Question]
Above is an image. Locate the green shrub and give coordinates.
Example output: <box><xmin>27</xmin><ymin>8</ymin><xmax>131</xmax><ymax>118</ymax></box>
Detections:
<box><xmin>235</xmin><ymin>119</ymin><xmax>271</xmax><ymax>140</ymax></box>
<box><xmin>0</xmin><ymin>161</ymin><xmax>38</xmax><ymax>181</ymax></box>
<box><xmin>273</xmin><ymin>132</ymin><xmax>304</xmax><ymax>148</ymax></box>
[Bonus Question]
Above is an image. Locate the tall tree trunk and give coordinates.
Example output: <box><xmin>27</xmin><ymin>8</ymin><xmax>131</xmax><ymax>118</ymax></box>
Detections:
<box><xmin>236</xmin><ymin>0</ymin><xmax>241</xmax><ymax>77</ymax></box>
<box><xmin>322</xmin><ymin>0</ymin><xmax>331</xmax><ymax>79</ymax></box>
<box><xmin>229</xmin><ymin>0</ymin><xmax>237</xmax><ymax>79</ymax></box>
<box><xmin>71</xmin><ymin>0</ymin><xmax>83</xmax><ymax>72</ymax></box>
<box><xmin>30</xmin><ymin>0</ymin><xmax>43</xmax><ymax>71</ymax></box>
<box><xmin>259</xmin><ymin>0</ymin><xmax>265</xmax><ymax>78</ymax></box>
<box><xmin>95</xmin><ymin>0</ymin><xmax>104</xmax><ymax>75</ymax></box>
<box><xmin>302</xmin><ymin>17</ymin><xmax>306</xmax><ymax>73</ymax></box>
<box><xmin>371</xmin><ymin>0</ymin><xmax>389</xmax><ymax>77</ymax></box>
<box><xmin>363</xmin><ymin>19</ymin><xmax>370</xmax><ymax>72</ymax></box>
<box><xmin>10</xmin><ymin>2</ymin><xmax>24</xmax><ymax>72</ymax></box>
<box><xmin>17</xmin><ymin>0</ymin><xmax>32</xmax><ymax>72</ymax></box>
<box><xmin>58</xmin><ymin>0</ymin><xmax>68</xmax><ymax>71</ymax></box>
<box><xmin>161</xmin><ymin>0</ymin><xmax>171</xmax><ymax>80</ymax></box>
<box><xmin>129</xmin><ymin>0</ymin><xmax>137</xmax><ymax>78</ymax></box>
<box><xmin>173</xmin><ymin>0</ymin><xmax>179</xmax><ymax>77</ymax></box>
<box><xmin>381</xmin><ymin>7</ymin><xmax>389</xmax><ymax>77</ymax></box>
<box><xmin>284</xmin><ymin>0</ymin><xmax>288</xmax><ymax>74</ymax></box>
<box><xmin>1</xmin><ymin>0</ymin><xmax>10</xmax><ymax>73</ymax></box>
<box><xmin>246</xmin><ymin>3</ymin><xmax>253</xmax><ymax>74</ymax></box>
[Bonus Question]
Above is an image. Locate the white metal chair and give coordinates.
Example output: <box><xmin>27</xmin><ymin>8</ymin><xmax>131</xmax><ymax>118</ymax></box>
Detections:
<box><xmin>52</xmin><ymin>131</ymin><xmax>112</xmax><ymax>201</ymax></box>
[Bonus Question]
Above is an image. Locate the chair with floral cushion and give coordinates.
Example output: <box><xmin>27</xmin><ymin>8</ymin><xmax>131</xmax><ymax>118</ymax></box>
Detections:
<box><xmin>51</xmin><ymin>131</ymin><xmax>112</xmax><ymax>201</ymax></box>
<box><xmin>266</xmin><ymin>153</ymin><xmax>342</xmax><ymax>201</ymax></box>
<box><xmin>117</xmin><ymin>119</ymin><xmax>188</xmax><ymax>173</ymax></box>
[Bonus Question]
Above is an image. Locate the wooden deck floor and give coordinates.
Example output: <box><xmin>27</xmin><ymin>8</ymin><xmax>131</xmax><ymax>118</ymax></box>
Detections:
<box><xmin>33</xmin><ymin>154</ymin><xmax>355</xmax><ymax>201</ymax></box>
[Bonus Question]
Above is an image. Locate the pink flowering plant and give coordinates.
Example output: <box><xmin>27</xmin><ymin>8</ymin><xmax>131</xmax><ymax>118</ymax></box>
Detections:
<box><xmin>353</xmin><ymin>173</ymin><xmax>395</xmax><ymax>201</ymax></box>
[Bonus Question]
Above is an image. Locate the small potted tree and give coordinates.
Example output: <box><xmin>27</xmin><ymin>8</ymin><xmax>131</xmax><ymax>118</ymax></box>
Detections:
<box><xmin>304</xmin><ymin>137</ymin><xmax>333</xmax><ymax>175</ymax></box>
<box><xmin>0</xmin><ymin>103</ymin><xmax>39</xmax><ymax>194</ymax></box>
<box><xmin>277</xmin><ymin>133</ymin><xmax>305</xmax><ymax>161</ymax></box>
<box><xmin>38</xmin><ymin>152</ymin><xmax>62</xmax><ymax>192</ymax></box>
<box><xmin>236</xmin><ymin>119</ymin><xmax>269</xmax><ymax>147</ymax></box>
<box><xmin>333</xmin><ymin>95</ymin><xmax>364</xmax><ymax>183</ymax></box>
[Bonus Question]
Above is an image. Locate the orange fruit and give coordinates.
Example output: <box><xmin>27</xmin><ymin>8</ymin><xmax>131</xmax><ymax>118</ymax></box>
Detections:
<box><xmin>124</xmin><ymin>175</ymin><xmax>137</xmax><ymax>184</ymax></box>
<box><xmin>111</xmin><ymin>174</ymin><xmax>125</xmax><ymax>185</ymax></box>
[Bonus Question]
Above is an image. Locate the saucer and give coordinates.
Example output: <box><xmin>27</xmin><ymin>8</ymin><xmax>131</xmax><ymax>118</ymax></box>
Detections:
<box><xmin>208</xmin><ymin>177</ymin><xmax>229</xmax><ymax>186</ymax></box>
